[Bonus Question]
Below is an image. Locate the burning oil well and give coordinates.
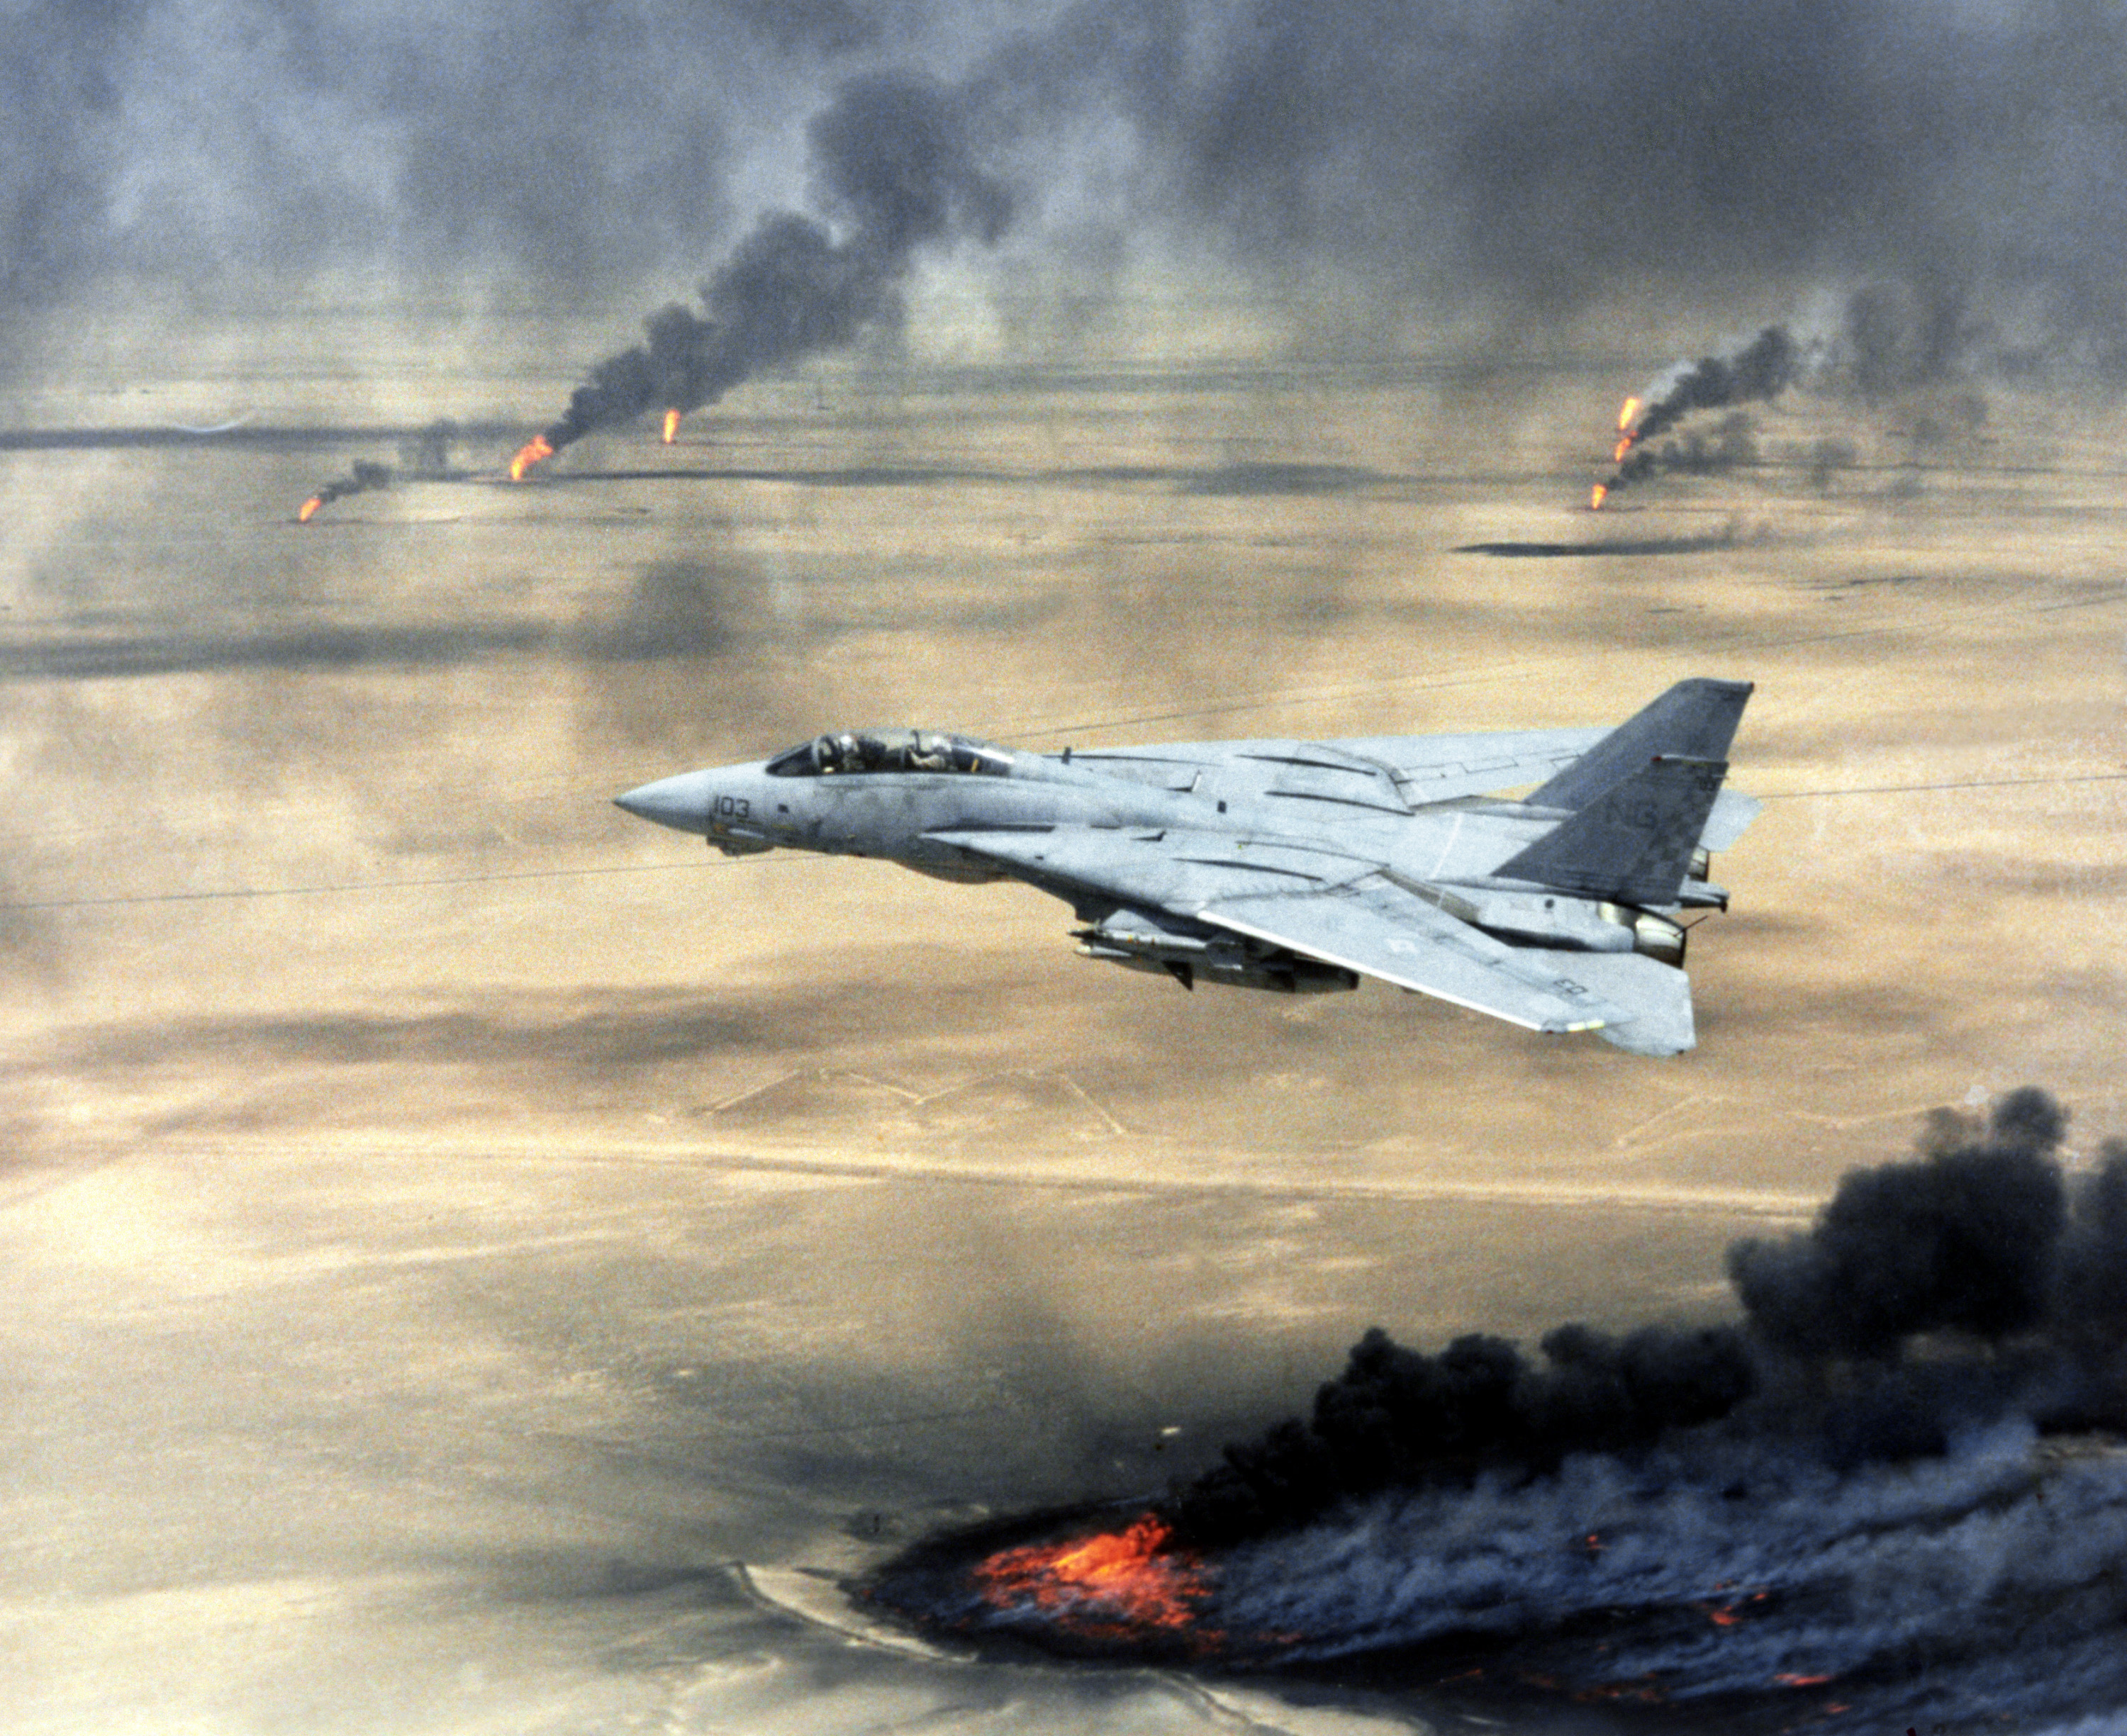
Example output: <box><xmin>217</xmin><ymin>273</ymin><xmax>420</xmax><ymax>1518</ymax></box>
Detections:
<box><xmin>506</xmin><ymin>72</ymin><xmax>1011</xmax><ymax>481</ymax></box>
<box><xmin>292</xmin><ymin>420</ymin><xmax>465</xmax><ymax>523</ymax></box>
<box><xmin>291</xmin><ymin>77</ymin><xmax>1010</xmax><ymax>517</ymax></box>
<box><xmin>866</xmin><ymin>1089</ymin><xmax>2127</xmax><ymax>1730</ymax></box>
<box><xmin>296</xmin><ymin>459</ymin><xmax>392</xmax><ymax>524</ymax></box>
<box><xmin>1592</xmin><ymin>326</ymin><xmax>1798</xmax><ymax>510</ymax></box>
<box><xmin>1587</xmin><ymin>286</ymin><xmax>2007</xmax><ymax>509</ymax></box>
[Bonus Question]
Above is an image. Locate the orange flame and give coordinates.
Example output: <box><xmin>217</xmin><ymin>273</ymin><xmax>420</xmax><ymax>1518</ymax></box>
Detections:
<box><xmin>973</xmin><ymin>1515</ymin><xmax>1214</xmax><ymax>1641</ymax></box>
<box><xmin>1590</xmin><ymin>483</ymin><xmax>1608</xmax><ymax>511</ymax></box>
<box><xmin>1612</xmin><ymin>395</ymin><xmax>1642</xmax><ymax>462</ymax></box>
<box><xmin>509</xmin><ymin>433</ymin><xmax>555</xmax><ymax>482</ymax></box>
<box><xmin>297</xmin><ymin>495</ymin><xmax>324</xmax><ymax>525</ymax></box>
<box><xmin>1776</xmin><ymin>1673</ymin><xmax>1833</xmax><ymax>1687</ymax></box>
<box><xmin>662</xmin><ymin>408</ymin><xmax>681</xmax><ymax>444</ymax></box>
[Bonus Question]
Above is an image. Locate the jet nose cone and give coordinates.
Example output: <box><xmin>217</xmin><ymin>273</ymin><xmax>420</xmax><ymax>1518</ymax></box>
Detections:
<box><xmin>614</xmin><ymin>770</ymin><xmax>713</xmax><ymax>834</ymax></box>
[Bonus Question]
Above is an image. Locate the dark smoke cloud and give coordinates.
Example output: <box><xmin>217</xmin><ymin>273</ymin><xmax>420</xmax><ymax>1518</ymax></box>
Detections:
<box><xmin>522</xmin><ymin>72</ymin><xmax>1012</xmax><ymax>460</ymax></box>
<box><xmin>1628</xmin><ymin>330</ymin><xmax>1799</xmax><ymax>449</ymax></box>
<box><xmin>1801</xmin><ymin>435</ymin><xmax>1861</xmax><ymax>491</ymax></box>
<box><xmin>296</xmin><ymin>422</ymin><xmax>462</xmax><ymax>520</ymax></box>
<box><xmin>1164</xmin><ymin>1089</ymin><xmax>2127</xmax><ymax>1550</ymax></box>
<box><xmin>1098</xmin><ymin>2</ymin><xmax>2127</xmax><ymax>364</ymax></box>
<box><xmin>2058</xmin><ymin>1139</ymin><xmax>2127</xmax><ymax>1367</ymax></box>
<box><xmin>873</xmin><ymin>1093</ymin><xmax>2127</xmax><ymax>1729</ymax></box>
<box><xmin>0</xmin><ymin>0</ymin><xmax>917</xmax><ymax>323</ymax></box>
<box><xmin>1171</xmin><ymin>1322</ymin><xmax>1758</xmax><ymax>1548</ymax></box>
<box><xmin>1728</xmin><ymin>1087</ymin><xmax>2069</xmax><ymax>1359</ymax></box>
<box><xmin>1610</xmin><ymin>410</ymin><xmax>1761</xmax><ymax>488</ymax></box>
<box><xmin>393</xmin><ymin>420</ymin><xmax>462</xmax><ymax>478</ymax></box>
<box><xmin>0</xmin><ymin>1</ymin><xmax>137</xmax><ymax>313</ymax></box>
<box><xmin>1599</xmin><ymin>328</ymin><xmax>1794</xmax><ymax>497</ymax></box>
<box><xmin>13</xmin><ymin>1</ymin><xmax>2127</xmax><ymax>390</ymax></box>
<box><xmin>1198</xmin><ymin>1426</ymin><xmax>2127</xmax><ymax>1728</ymax></box>
<box><xmin>296</xmin><ymin>459</ymin><xmax>391</xmax><ymax>522</ymax></box>
<box><xmin>1597</xmin><ymin>298</ymin><xmax>1999</xmax><ymax>498</ymax></box>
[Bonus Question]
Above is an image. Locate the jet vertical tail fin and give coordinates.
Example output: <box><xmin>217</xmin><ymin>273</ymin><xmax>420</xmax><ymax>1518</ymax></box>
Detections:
<box><xmin>1526</xmin><ymin>678</ymin><xmax>1753</xmax><ymax>810</ymax></box>
<box><xmin>1496</xmin><ymin>755</ymin><xmax>1729</xmax><ymax>905</ymax></box>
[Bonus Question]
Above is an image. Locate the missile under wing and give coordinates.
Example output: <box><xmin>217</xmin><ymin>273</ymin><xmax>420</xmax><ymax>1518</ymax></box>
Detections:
<box><xmin>614</xmin><ymin>678</ymin><xmax>1760</xmax><ymax>1056</ymax></box>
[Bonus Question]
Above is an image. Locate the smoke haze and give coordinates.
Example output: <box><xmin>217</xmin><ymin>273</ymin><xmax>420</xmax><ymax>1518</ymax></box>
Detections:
<box><xmin>11</xmin><ymin>1</ymin><xmax>2127</xmax><ymax>380</ymax></box>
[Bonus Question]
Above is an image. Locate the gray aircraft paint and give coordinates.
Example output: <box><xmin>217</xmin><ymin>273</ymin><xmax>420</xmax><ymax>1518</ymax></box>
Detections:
<box><xmin>615</xmin><ymin>681</ymin><xmax>1758</xmax><ymax>1057</ymax></box>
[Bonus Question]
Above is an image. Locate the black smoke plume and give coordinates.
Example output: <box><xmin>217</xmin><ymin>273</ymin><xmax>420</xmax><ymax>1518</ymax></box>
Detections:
<box><xmin>1608</xmin><ymin>410</ymin><xmax>1761</xmax><ymax>489</ymax></box>
<box><xmin>393</xmin><ymin>419</ymin><xmax>461</xmax><ymax>480</ymax></box>
<box><xmin>1629</xmin><ymin>328</ymin><xmax>1799</xmax><ymax>448</ymax></box>
<box><xmin>1170</xmin><ymin>1088</ymin><xmax>2123</xmax><ymax>1547</ymax></box>
<box><xmin>1168</xmin><ymin>1321</ymin><xmax>1758</xmax><ymax>1550</ymax></box>
<box><xmin>296</xmin><ymin>422</ymin><xmax>464</xmax><ymax>521</ymax></box>
<box><xmin>21</xmin><ymin>2</ymin><xmax>2127</xmax><ymax>402</ymax></box>
<box><xmin>516</xmin><ymin>73</ymin><xmax>1010</xmax><ymax>467</ymax></box>
<box><xmin>1601</xmin><ymin>327</ymin><xmax>1796</xmax><ymax>499</ymax></box>
<box><xmin>870</xmin><ymin>1090</ymin><xmax>2127</xmax><ymax>1731</ymax></box>
<box><xmin>296</xmin><ymin>459</ymin><xmax>391</xmax><ymax>523</ymax></box>
<box><xmin>1727</xmin><ymin>1085</ymin><xmax>2069</xmax><ymax>1360</ymax></box>
<box><xmin>1595</xmin><ymin>287</ymin><xmax>2014</xmax><ymax>503</ymax></box>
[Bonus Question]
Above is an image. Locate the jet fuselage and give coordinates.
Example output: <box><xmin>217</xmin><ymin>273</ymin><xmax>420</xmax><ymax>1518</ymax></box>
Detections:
<box><xmin>611</xmin><ymin>681</ymin><xmax>1758</xmax><ymax>1055</ymax></box>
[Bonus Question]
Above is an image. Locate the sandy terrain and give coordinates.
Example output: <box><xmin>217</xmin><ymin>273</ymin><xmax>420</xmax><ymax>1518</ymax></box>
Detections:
<box><xmin>4</xmin><ymin>313</ymin><xmax>2123</xmax><ymax>1732</ymax></box>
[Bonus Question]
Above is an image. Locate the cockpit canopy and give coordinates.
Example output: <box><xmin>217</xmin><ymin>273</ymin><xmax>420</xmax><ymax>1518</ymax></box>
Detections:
<box><xmin>765</xmin><ymin>728</ymin><xmax>1015</xmax><ymax>778</ymax></box>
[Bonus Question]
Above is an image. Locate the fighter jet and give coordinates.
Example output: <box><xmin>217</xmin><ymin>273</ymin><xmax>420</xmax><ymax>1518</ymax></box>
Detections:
<box><xmin>614</xmin><ymin>678</ymin><xmax>1758</xmax><ymax>1055</ymax></box>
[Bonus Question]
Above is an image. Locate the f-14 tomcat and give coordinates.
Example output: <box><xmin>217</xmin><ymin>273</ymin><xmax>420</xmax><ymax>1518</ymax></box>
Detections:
<box><xmin>615</xmin><ymin>678</ymin><xmax>1759</xmax><ymax>1056</ymax></box>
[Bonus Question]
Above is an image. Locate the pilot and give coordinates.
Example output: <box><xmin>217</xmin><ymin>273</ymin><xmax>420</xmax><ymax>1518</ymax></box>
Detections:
<box><xmin>906</xmin><ymin>732</ymin><xmax>951</xmax><ymax>771</ymax></box>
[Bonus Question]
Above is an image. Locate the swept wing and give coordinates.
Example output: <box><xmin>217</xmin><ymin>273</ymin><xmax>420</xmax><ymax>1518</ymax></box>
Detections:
<box><xmin>929</xmin><ymin>825</ymin><xmax>1697</xmax><ymax>1055</ymax></box>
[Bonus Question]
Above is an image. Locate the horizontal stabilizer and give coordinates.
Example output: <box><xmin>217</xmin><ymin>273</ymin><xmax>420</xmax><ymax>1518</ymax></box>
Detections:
<box><xmin>1702</xmin><ymin>787</ymin><xmax>1763</xmax><ymax>853</ymax></box>
<box><xmin>1497</xmin><ymin>755</ymin><xmax>1729</xmax><ymax>905</ymax></box>
<box><xmin>1528</xmin><ymin>678</ymin><xmax>1752</xmax><ymax>810</ymax></box>
<box><xmin>1556</xmin><ymin>952</ymin><xmax>1697</xmax><ymax>1055</ymax></box>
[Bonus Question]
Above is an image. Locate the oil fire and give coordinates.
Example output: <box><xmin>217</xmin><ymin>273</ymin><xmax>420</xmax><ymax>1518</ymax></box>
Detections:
<box><xmin>1613</xmin><ymin>394</ymin><xmax>1642</xmax><ymax>464</ymax></box>
<box><xmin>973</xmin><ymin>1514</ymin><xmax>1214</xmax><ymax>1642</ymax></box>
<box><xmin>294</xmin><ymin>458</ymin><xmax>392</xmax><ymax>522</ymax></box>
<box><xmin>1590</xmin><ymin>483</ymin><xmax>1608</xmax><ymax>510</ymax></box>
<box><xmin>662</xmin><ymin>408</ymin><xmax>681</xmax><ymax>444</ymax></box>
<box><xmin>509</xmin><ymin>433</ymin><xmax>556</xmax><ymax>482</ymax></box>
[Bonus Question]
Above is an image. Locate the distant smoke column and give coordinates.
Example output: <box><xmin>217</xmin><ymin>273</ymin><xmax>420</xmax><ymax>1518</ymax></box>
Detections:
<box><xmin>297</xmin><ymin>459</ymin><xmax>392</xmax><ymax>523</ymax></box>
<box><xmin>1601</xmin><ymin>325</ymin><xmax>1799</xmax><ymax>498</ymax></box>
<box><xmin>398</xmin><ymin>418</ymin><xmax>458</xmax><ymax>477</ymax></box>
<box><xmin>513</xmin><ymin>73</ymin><xmax>1012</xmax><ymax>474</ymax></box>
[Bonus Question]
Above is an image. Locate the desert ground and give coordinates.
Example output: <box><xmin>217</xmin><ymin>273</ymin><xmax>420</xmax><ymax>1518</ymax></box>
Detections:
<box><xmin>4</xmin><ymin>304</ymin><xmax>2123</xmax><ymax>1733</ymax></box>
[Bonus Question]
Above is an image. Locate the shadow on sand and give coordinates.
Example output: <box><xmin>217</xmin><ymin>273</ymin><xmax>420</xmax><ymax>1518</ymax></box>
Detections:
<box><xmin>1455</xmin><ymin>532</ymin><xmax>1745</xmax><ymax>558</ymax></box>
